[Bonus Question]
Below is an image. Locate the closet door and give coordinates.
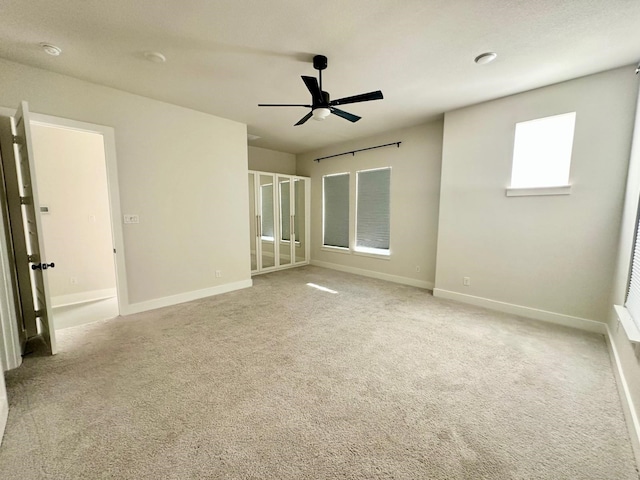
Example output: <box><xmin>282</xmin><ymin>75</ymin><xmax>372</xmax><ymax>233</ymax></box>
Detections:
<box><xmin>258</xmin><ymin>173</ymin><xmax>277</xmax><ymax>270</ymax></box>
<box><xmin>277</xmin><ymin>175</ymin><xmax>293</xmax><ymax>267</ymax></box>
<box><xmin>248</xmin><ymin>172</ymin><xmax>258</xmax><ymax>273</ymax></box>
<box><xmin>293</xmin><ymin>177</ymin><xmax>309</xmax><ymax>264</ymax></box>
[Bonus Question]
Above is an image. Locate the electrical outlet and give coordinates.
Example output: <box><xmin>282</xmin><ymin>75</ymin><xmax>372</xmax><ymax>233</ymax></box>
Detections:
<box><xmin>123</xmin><ymin>214</ymin><xmax>139</xmax><ymax>224</ymax></box>
<box><xmin>215</xmin><ymin>270</ymin><xmax>222</xmax><ymax>278</ymax></box>
<box><xmin>463</xmin><ymin>277</ymin><xmax>471</xmax><ymax>286</ymax></box>
<box><xmin>70</xmin><ymin>277</ymin><xmax>78</xmax><ymax>285</ymax></box>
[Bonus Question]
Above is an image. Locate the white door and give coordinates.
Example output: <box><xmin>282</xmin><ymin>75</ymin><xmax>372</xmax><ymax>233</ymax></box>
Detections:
<box><xmin>10</xmin><ymin>102</ymin><xmax>57</xmax><ymax>354</ymax></box>
<box><xmin>277</xmin><ymin>175</ymin><xmax>293</xmax><ymax>267</ymax></box>
<box><xmin>293</xmin><ymin>177</ymin><xmax>310</xmax><ymax>264</ymax></box>
<box><xmin>257</xmin><ymin>173</ymin><xmax>277</xmax><ymax>272</ymax></box>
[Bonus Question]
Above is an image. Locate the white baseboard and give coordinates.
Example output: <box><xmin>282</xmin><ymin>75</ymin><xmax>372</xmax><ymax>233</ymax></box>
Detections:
<box><xmin>605</xmin><ymin>323</ymin><xmax>640</xmax><ymax>465</ymax></box>
<box><xmin>52</xmin><ymin>288</ymin><xmax>117</xmax><ymax>308</ymax></box>
<box><xmin>311</xmin><ymin>260</ymin><xmax>434</xmax><ymax>290</ymax></box>
<box><xmin>53</xmin><ymin>296</ymin><xmax>119</xmax><ymax>330</ymax></box>
<box><xmin>122</xmin><ymin>279</ymin><xmax>253</xmax><ymax>316</ymax></box>
<box><xmin>432</xmin><ymin>288</ymin><xmax>607</xmax><ymax>334</ymax></box>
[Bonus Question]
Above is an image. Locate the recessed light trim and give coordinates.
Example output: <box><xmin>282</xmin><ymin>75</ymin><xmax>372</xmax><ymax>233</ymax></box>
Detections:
<box><xmin>40</xmin><ymin>43</ymin><xmax>62</xmax><ymax>56</ymax></box>
<box><xmin>474</xmin><ymin>52</ymin><xmax>497</xmax><ymax>65</ymax></box>
<box><xmin>144</xmin><ymin>51</ymin><xmax>166</xmax><ymax>63</ymax></box>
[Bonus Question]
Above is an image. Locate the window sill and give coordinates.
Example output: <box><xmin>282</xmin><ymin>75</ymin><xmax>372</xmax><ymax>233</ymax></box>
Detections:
<box><xmin>321</xmin><ymin>246</ymin><xmax>351</xmax><ymax>255</ymax></box>
<box><xmin>353</xmin><ymin>248</ymin><xmax>391</xmax><ymax>260</ymax></box>
<box><xmin>320</xmin><ymin>246</ymin><xmax>391</xmax><ymax>260</ymax></box>
<box><xmin>505</xmin><ymin>185</ymin><xmax>571</xmax><ymax>197</ymax></box>
<box><xmin>613</xmin><ymin>305</ymin><xmax>640</xmax><ymax>344</ymax></box>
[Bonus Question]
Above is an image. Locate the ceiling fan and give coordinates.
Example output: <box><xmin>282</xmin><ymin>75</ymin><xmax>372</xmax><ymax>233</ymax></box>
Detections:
<box><xmin>258</xmin><ymin>55</ymin><xmax>384</xmax><ymax>126</ymax></box>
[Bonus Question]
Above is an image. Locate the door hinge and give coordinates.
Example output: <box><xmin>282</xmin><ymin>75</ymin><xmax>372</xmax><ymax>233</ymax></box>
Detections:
<box><xmin>34</xmin><ymin>309</ymin><xmax>43</xmax><ymax>318</ymax></box>
<box><xmin>113</xmin><ymin>248</ymin><xmax>116</xmax><ymax>254</ymax></box>
<box><xmin>27</xmin><ymin>254</ymin><xmax>39</xmax><ymax>263</ymax></box>
<box><xmin>12</xmin><ymin>135</ymin><xmax>23</xmax><ymax>145</ymax></box>
<box><xmin>20</xmin><ymin>196</ymin><xmax>32</xmax><ymax>205</ymax></box>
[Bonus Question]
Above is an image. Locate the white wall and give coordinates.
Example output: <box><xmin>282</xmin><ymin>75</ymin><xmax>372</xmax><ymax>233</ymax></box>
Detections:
<box><xmin>297</xmin><ymin>121</ymin><xmax>443</xmax><ymax>288</ymax></box>
<box><xmin>30</xmin><ymin>124</ymin><xmax>116</xmax><ymax>302</ymax></box>
<box><xmin>0</xmin><ymin>58</ymin><xmax>250</xmax><ymax>308</ymax></box>
<box><xmin>435</xmin><ymin>67</ymin><xmax>638</xmax><ymax>323</ymax></box>
<box><xmin>609</xmin><ymin>79</ymin><xmax>640</xmax><ymax>457</ymax></box>
<box><xmin>248</xmin><ymin>146</ymin><xmax>296</xmax><ymax>174</ymax></box>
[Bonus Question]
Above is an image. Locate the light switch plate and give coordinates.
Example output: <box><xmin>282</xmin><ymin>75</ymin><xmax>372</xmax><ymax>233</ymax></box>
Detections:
<box><xmin>123</xmin><ymin>214</ymin><xmax>139</xmax><ymax>224</ymax></box>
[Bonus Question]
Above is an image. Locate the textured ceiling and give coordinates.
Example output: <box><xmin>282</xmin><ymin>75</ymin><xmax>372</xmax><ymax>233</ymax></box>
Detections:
<box><xmin>0</xmin><ymin>0</ymin><xmax>639</xmax><ymax>154</ymax></box>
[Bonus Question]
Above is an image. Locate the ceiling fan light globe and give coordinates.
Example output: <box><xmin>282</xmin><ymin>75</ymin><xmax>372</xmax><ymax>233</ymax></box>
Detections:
<box><xmin>312</xmin><ymin>107</ymin><xmax>331</xmax><ymax>121</ymax></box>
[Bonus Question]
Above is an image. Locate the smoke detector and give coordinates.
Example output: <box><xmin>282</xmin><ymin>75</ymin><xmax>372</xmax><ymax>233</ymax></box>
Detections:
<box><xmin>144</xmin><ymin>51</ymin><xmax>166</xmax><ymax>63</ymax></box>
<box><xmin>474</xmin><ymin>52</ymin><xmax>497</xmax><ymax>65</ymax></box>
<box><xmin>40</xmin><ymin>43</ymin><xmax>62</xmax><ymax>56</ymax></box>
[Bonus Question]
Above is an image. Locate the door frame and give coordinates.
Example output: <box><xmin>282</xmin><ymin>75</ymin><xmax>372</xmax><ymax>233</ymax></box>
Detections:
<box><xmin>28</xmin><ymin>113</ymin><xmax>130</xmax><ymax>317</ymax></box>
<box><xmin>0</xmin><ymin>108</ymin><xmax>128</xmax><ymax>368</ymax></box>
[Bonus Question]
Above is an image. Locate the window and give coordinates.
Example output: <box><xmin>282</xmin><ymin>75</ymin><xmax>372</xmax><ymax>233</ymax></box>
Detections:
<box><xmin>323</xmin><ymin>173</ymin><xmax>349</xmax><ymax>249</ymax></box>
<box><xmin>624</xmin><ymin>206</ymin><xmax>640</xmax><ymax>340</ymax></box>
<box><xmin>508</xmin><ymin>112</ymin><xmax>576</xmax><ymax>196</ymax></box>
<box><xmin>355</xmin><ymin>167</ymin><xmax>390</xmax><ymax>255</ymax></box>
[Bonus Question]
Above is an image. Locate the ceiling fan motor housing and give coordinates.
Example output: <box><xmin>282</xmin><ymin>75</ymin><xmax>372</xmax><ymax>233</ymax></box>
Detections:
<box><xmin>316</xmin><ymin>91</ymin><xmax>330</xmax><ymax>108</ymax></box>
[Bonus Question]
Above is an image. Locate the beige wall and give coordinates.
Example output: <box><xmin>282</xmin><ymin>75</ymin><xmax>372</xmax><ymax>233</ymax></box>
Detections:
<box><xmin>0</xmin><ymin>58</ymin><xmax>250</xmax><ymax>305</ymax></box>
<box><xmin>297</xmin><ymin>121</ymin><xmax>443</xmax><ymax>288</ymax></box>
<box><xmin>435</xmin><ymin>67</ymin><xmax>638</xmax><ymax>321</ymax></box>
<box><xmin>609</xmin><ymin>79</ymin><xmax>640</xmax><ymax>456</ymax></box>
<box><xmin>248</xmin><ymin>146</ymin><xmax>296</xmax><ymax>174</ymax></box>
<box><xmin>30</xmin><ymin>124</ymin><xmax>116</xmax><ymax>300</ymax></box>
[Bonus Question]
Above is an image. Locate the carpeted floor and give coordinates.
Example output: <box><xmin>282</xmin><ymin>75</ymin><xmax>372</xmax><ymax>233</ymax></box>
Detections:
<box><xmin>1</xmin><ymin>266</ymin><xmax>638</xmax><ymax>479</ymax></box>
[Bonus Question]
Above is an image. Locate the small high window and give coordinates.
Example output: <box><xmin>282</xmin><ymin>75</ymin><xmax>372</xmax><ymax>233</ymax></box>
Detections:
<box><xmin>508</xmin><ymin>112</ymin><xmax>576</xmax><ymax>196</ymax></box>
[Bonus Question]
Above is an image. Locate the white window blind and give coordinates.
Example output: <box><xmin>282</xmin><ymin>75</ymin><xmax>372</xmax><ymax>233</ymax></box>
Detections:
<box><xmin>356</xmin><ymin>168</ymin><xmax>390</xmax><ymax>253</ymax></box>
<box><xmin>323</xmin><ymin>173</ymin><xmax>349</xmax><ymax>248</ymax></box>
<box><xmin>626</xmin><ymin>212</ymin><xmax>640</xmax><ymax>325</ymax></box>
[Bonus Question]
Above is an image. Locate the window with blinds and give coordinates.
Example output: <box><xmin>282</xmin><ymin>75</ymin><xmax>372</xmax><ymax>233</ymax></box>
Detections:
<box><xmin>625</xmin><ymin>210</ymin><xmax>640</xmax><ymax>327</ymax></box>
<box><xmin>356</xmin><ymin>167</ymin><xmax>390</xmax><ymax>255</ymax></box>
<box><xmin>323</xmin><ymin>173</ymin><xmax>350</xmax><ymax>248</ymax></box>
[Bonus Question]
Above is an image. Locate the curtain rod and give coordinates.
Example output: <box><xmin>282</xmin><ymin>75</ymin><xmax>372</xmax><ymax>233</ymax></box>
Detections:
<box><xmin>314</xmin><ymin>141</ymin><xmax>401</xmax><ymax>162</ymax></box>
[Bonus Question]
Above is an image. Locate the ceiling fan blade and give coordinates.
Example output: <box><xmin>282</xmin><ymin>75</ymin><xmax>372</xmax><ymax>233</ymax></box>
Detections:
<box><xmin>294</xmin><ymin>112</ymin><xmax>313</xmax><ymax>126</ymax></box>
<box><xmin>331</xmin><ymin>107</ymin><xmax>361</xmax><ymax>123</ymax></box>
<box><xmin>302</xmin><ymin>76</ymin><xmax>323</xmax><ymax>104</ymax></box>
<box><xmin>258</xmin><ymin>103</ymin><xmax>312</xmax><ymax>107</ymax></box>
<box><xmin>330</xmin><ymin>90</ymin><xmax>384</xmax><ymax>106</ymax></box>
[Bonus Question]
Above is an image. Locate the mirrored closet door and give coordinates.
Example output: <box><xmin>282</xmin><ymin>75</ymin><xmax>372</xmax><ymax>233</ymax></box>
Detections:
<box><xmin>248</xmin><ymin>171</ymin><xmax>310</xmax><ymax>274</ymax></box>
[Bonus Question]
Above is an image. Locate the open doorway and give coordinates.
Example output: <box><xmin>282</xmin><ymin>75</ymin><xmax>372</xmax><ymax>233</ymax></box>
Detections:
<box><xmin>28</xmin><ymin>118</ymin><xmax>121</xmax><ymax>330</ymax></box>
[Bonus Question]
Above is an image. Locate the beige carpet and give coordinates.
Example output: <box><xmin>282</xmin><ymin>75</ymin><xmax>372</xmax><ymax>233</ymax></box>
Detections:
<box><xmin>1</xmin><ymin>266</ymin><xmax>637</xmax><ymax>479</ymax></box>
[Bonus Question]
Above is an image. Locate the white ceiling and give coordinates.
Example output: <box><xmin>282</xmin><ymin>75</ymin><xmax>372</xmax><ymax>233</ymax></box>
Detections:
<box><xmin>1</xmin><ymin>0</ymin><xmax>639</xmax><ymax>154</ymax></box>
